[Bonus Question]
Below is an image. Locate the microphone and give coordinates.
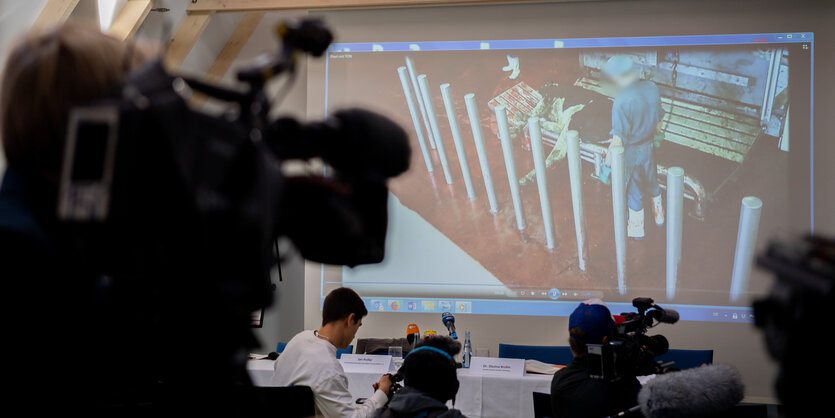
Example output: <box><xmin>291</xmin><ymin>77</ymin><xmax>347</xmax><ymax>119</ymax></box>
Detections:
<box><xmin>647</xmin><ymin>307</ymin><xmax>680</xmax><ymax>324</ymax></box>
<box><xmin>441</xmin><ymin>312</ymin><xmax>458</xmax><ymax>339</ymax></box>
<box><xmin>637</xmin><ymin>364</ymin><xmax>745</xmax><ymax>418</ymax></box>
<box><xmin>406</xmin><ymin>323</ymin><xmax>421</xmax><ymax>348</ymax></box>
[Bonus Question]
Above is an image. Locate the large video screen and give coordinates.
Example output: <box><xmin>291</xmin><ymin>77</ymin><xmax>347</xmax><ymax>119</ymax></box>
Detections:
<box><xmin>317</xmin><ymin>32</ymin><xmax>814</xmax><ymax>322</ymax></box>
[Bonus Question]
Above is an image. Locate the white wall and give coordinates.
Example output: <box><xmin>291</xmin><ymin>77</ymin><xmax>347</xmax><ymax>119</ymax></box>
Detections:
<box><xmin>300</xmin><ymin>0</ymin><xmax>835</xmax><ymax>404</ymax></box>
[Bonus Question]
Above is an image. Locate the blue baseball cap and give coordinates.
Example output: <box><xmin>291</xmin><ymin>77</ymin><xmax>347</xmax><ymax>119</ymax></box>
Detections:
<box><xmin>603</xmin><ymin>55</ymin><xmax>635</xmax><ymax>78</ymax></box>
<box><xmin>568</xmin><ymin>299</ymin><xmax>616</xmax><ymax>343</ymax></box>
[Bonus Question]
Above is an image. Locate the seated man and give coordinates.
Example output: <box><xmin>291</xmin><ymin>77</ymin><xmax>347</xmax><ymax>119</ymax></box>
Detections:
<box><xmin>272</xmin><ymin>287</ymin><xmax>392</xmax><ymax>417</ymax></box>
<box><xmin>551</xmin><ymin>299</ymin><xmax>641</xmax><ymax>418</ymax></box>
<box><xmin>377</xmin><ymin>335</ymin><xmax>465</xmax><ymax>418</ymax></box>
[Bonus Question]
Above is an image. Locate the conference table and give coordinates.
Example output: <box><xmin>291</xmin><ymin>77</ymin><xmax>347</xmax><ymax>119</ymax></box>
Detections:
<box><xmin>247</xmin><ymin>359</ymin><xmax>553</xmax><ymax>418</ymax></box>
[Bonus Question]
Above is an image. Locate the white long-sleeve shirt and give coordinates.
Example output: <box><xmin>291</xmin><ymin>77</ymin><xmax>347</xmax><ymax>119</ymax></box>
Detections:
<box><xmin>271</xmin><ymin>330</ymin><xmax>388</xmax><ymax>418</ymax></box>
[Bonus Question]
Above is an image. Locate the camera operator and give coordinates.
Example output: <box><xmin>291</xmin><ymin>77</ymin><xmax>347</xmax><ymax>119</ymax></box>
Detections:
<box><xmin>550</xmin><ymin>300</ymin><xmax>641</xmax><ymax>418</ymax></box>
<box><xmin>0</xmin><ymin>23</ymin><xmax>154</xmax><ymax>412</ymax></box>
<box><xmin>376</xmin><ymin>335</ymin><xmax>466</xmax><ymax>418</ymax></box>
<box><xmin>272</xmin><ymin>287</ymin><xmax>393</xmax><ymax>417</ymax></box>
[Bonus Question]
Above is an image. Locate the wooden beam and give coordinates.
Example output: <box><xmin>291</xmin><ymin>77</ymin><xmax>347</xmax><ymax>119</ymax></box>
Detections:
<box><xmin>187</xmin><ymin>0</ymin><xmax>597</xmax><ymax>13</ymax></box>
<box><xmin>164</xmin><ymin>12</ymin><xmax>214</xmax><ymax>69</ymax></box>
<box><xmin>192</xmin><ymin>11</ymin><xmax>266</xmax><ymax>106</ymax></box>
<box><xmin>32</xmin><ymin>0</ymin><xmax>81</xmax><ymax>29</ymax></box>
<box><xmin>108</xmin><ymin>0</ymin><xmax>155</xmax><ymax>40</ymax></box>
<box><xmin>204</xmin><ymin>12</ymin><xmax>265</xmax><ymax>82</ymax></box>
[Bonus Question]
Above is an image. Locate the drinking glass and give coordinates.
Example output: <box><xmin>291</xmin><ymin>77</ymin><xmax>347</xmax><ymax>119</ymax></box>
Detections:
<box><xmin>388</xmin><ymin>346</ymin><xmax>403</xmax><ymax>358</ymax></box>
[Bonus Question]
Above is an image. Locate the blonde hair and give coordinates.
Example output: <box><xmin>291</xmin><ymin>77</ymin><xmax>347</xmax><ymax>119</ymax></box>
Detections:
<box><xmin>1</xmin><ymin>23</ymin><xmax>151</xmax><ymax>178</ymax></box>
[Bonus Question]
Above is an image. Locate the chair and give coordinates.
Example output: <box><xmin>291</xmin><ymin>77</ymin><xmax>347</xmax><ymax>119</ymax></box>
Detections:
<box><xmin>253</xmin><ymin>386</ymin><xmax>315</xmax><ymax>417</ymax></box>
<box><xmin>336</xmin><ymin>345</ymin><xmax>353</xmax><ymax>359</ymax></box>
<box><xmin>276</xmin><ymin>342</ymin><xmax>353</xmax><ymax>359</ymax></box>
<box><xmin>498</xmin><ymin>344</ymin><xmax>574</xmax><ymax>365</ymax></box>
<box><xmin>655</xmin><ymin>349</ymin><xmax>714</xmax><ymax>370</ymax></box>
<box><xmin>533</xmin><ymin>392</ymin><xmax>554</xmax><ymax>418</ymax></box>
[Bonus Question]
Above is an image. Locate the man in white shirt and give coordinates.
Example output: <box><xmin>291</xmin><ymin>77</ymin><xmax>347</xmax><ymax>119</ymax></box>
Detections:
<box><xmin>272</xmin><ymin>287</ymin><xmax>392</xmax><ymax>417</ymax></box>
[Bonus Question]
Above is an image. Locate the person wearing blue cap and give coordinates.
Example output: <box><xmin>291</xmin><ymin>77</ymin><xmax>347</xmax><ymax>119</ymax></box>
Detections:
<box><xmin>550</xmin><ymin>299</ymin><xmax>641</xmax><ymax>418</ymax></box>
<box><xmin>603</xmin><ymin>55</ymin><xmax>666</xmax><ymax>240</ymax></box>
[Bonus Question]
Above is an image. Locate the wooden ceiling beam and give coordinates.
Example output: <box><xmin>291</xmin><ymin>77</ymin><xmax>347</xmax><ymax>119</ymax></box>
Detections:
<box><xmin>108</xmin><ymin>0</ymin><xmax>155</xmax><ymax>40</ymax></box>
<box><xmin>164</xmin><ymin>12</ymin><xmax>215</xmax><ymax>69</ymax></box>
<box><xmin>191</xmin><ymin>11</ymin><xmax>266</xmax><ymax>106</ymax></box>
<box><xmin>186</xmin><ymin>0</ymin><xmax>598</xmax><ymax>13</ymax></box>
<box><xmin>32</xmin><ymin>0</ymin><xmax>81</xmax><ymax>29</ymax></box>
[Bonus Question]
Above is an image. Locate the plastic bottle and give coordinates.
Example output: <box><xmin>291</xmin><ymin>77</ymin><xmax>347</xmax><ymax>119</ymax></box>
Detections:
<box><xmin>462</xmin><ymin>330</ymin><xmax>473</xmax><ymax>368</ymax></box>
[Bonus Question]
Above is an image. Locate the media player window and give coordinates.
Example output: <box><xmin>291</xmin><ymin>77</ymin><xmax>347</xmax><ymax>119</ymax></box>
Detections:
<box><xmin>318</xmin><ymin>32</ymin><xmax>814</xmax><ymax>323</ymax></box>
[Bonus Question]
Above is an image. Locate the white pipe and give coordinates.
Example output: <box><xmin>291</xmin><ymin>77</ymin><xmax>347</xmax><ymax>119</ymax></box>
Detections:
<box><xmin>665</xmin><ymin>167</ymin><xmax>685</xmax><ymax>300</ymax></box>
<box><xmin>566</xmin><ymin>131</ymin><xmax>587</xmax><ymax>270</ymax></box>
<box><xmin>405</xmin><ymin>57</ymin><xmax>436</xmax><ymax>149</ymax></box>
<box><xmin>495</xmin><ymin>105</ymin><xmax>526</xmax><ymax>230</ymax></box>
<box><xmin>464</xmin><ymin>93</ymin><xmax>498</xmax><ymax>213</ymax></box>
<box><xmin>417</xmin><ymin>75</ymin><xmax>453</xmax><ymax>184</ymax></box>
<box><xmin>440</xmin><ymin>84</ymin><xmax>476</xmax><ymax>200</ymax></box>
<box><xmin>528</xmin><ymin>118</ymin><xmax>555</xmax><ymax>249</ymax></box>
<box><xmin>397</xmin><ymin>66</ymin><xmax>433</xmax><ymax>173</ymax></box>
<box><xmin>729</xmin><ymin>196</ymin><xmax>763</xmax><ymax>302</ymax></box>
<box><xmin>610</xmin><ymin>145</ymin><xmax>627</xmax><ymax>295</ymax></box>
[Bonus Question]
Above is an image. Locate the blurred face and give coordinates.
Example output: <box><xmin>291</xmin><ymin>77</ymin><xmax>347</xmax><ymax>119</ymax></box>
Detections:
<box><xmin>612</xmin><ymin>71</ymin><xmax>638</xmax><ymax>89</ymax></box>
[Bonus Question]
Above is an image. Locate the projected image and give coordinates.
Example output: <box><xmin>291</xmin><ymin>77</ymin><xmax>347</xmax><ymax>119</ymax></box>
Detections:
<box><xmin>322</xmin><ymin>34</ymin><xmax>809</xmax><ymax>315</ymax></box>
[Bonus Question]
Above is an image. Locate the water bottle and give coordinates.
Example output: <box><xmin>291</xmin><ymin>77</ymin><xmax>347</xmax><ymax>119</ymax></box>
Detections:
<box><xmin>462</xmin><ymin>330</ymin><xmax>473</xmax><ymax>368</ymax></box>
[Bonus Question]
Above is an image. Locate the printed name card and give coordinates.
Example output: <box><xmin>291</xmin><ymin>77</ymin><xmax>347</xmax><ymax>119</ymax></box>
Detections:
<box><xmin>469</xmin><ymin>357</ymin><xmax>525</xmax><ymax>377</ymax></box>
<box><xmin>339</xmin><ymin>354</ymin><xmax>393</xmax><ymax>374</ymax></box>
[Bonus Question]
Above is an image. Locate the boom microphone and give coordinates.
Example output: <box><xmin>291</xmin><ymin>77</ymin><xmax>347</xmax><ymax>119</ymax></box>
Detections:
<box><xmin>637</xmin><ymin>364</ymin><xmax>744</xmax><ymax>418</ymax></box>
<box><xmin>441</xmin><ymin>312</ymin><xmax>458</xmax><ymax>339</ymax></box>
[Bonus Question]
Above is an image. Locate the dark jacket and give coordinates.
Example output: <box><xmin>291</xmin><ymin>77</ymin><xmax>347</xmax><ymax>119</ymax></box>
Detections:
<box><xmin>377</xmin><ymin>387</ymin><xmax>467</xmax><ymax>418</ymax></box>
<box><xmin>551</xmin><ymin>356</ymin><xmax>641</xmax><ymax>418</ymax></box>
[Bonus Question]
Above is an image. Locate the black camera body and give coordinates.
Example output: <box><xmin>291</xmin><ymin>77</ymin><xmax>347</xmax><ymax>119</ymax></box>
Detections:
<box><xmin>53</xmin><ymin>19</ymin><xmax>410</xmax><ymax>411</ymax></box>
<box><xmin>587</xmin><ymin>297</ymin><xmax>677</xmax><ymax>381</ymax></box>
<box><xmin>754</xmin><ymin>236</ymin><xmax>835</xmax><ymax>416</ymax></box>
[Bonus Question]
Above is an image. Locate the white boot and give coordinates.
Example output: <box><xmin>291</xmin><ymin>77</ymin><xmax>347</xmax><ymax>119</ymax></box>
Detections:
<box><xmin>652</xmin><ymin>194</ymin><xmax>664</xmax><ymax>226</ymax></box>
<box><xmin>628</xmin><ymin>208</ymin><xmax>645</xmax><ymax>240</ymax></box>
<box><xmin>502</xmin><ymin>55</ymin><xmax>520</xmax><ymax>79</ymax></box>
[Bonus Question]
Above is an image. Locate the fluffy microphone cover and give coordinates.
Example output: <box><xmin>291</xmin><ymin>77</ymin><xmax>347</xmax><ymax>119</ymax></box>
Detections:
<box><xmin>638</xmin><ymin>364</ymin><xmax>745</xmax><ymax>418</ymax></box>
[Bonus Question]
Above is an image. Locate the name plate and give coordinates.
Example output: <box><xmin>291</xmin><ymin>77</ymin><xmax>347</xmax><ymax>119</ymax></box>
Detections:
<box><xmin>339</xmin><ymin>354</ymin><xmax>393</xmax><ymax>374</ymax></box>
<box><xmin>469</xmin><ymin>357</ymin><xmax>525</xmax><ymax>377</ymax></box>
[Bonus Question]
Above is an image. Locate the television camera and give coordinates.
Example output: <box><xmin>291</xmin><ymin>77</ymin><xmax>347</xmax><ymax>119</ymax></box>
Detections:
<box><xmin>56</xmin><ymin>18</ymin><xmax>411</xmax><ymax>411</ymax></box>
<box><xmin>587</xmin><ymin>297</ymin><xmax>679</xmax><ymax>381</ymax></box>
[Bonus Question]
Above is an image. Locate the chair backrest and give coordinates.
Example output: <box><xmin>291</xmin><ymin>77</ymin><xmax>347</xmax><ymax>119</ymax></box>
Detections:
<box><xmin>533</xmin><ymin>392</ymin><xmax>554</xmax><ymax>418</ymax></box>
<box><xmin>276</xmin><ymin>342</ymin><xmax>353</xmax><ymax>359</ymax></box>
<box><xmin>498</xmin><ymin>344</ymin><xmax>574</xmax><ymax>365</ymax></box>
<box><xmin>253</xmin><ymin>386</ymin><xmax>315</xmax><ymax>417</ymax></box>
<box><xmin>655</xmin><ymin>349</ymin><xmax>714</xmax><ymax>370</ymax></box>
<box><xmin>336</xmin><ymin>345</ymin><xmax>353</xmax><ymax>359</ymax></box>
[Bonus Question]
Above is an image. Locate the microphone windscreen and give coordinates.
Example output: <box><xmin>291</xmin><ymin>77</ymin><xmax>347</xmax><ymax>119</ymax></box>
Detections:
<box><xmin>648</xmin><ymin>308</ymin><xmax>680</xmax><ymax>324</ymax></box>
<box><xmin>329</xmin><ymin>108</ymin><xmax>411</xmax><ymax>179</ymax></box>
<box><xmin>661</xmin><ymin>309</ymin><xmax>680</xmax><ymax>324</ymax></box>
<box><xmin>638</xmin><ymin>364</ymin><xmax>744</xmax><ymax>418</ymax></box>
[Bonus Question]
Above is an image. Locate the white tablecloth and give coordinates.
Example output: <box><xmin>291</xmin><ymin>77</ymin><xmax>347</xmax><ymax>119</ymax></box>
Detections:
<box><xmin>247</xmin><ymin>360</ymin><xmax>552</xmax><ymax>418</ymax></box>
